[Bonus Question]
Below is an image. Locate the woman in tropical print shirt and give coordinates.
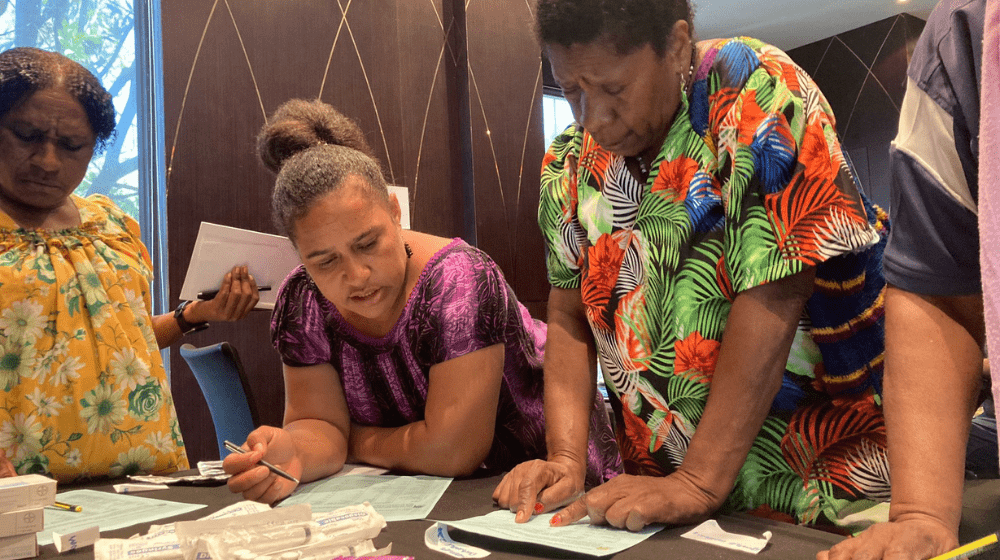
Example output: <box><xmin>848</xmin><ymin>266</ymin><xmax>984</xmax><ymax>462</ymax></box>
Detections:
<box><xmin>494</xmin><ymin>0</ymin><xmax>890</xmax><ymax>530</ymax></box>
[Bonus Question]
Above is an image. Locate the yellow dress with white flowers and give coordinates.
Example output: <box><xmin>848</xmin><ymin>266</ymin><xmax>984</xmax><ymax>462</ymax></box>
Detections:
<box><xmin>0</xmin><ymin>194</ymin><xmax>188</xmax><ymax>481</ymax></box>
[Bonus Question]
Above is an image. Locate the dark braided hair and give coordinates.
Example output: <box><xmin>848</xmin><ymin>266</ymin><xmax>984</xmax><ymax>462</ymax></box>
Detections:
<box><xmin>536</xmin><ymin>0</ymin><xmax>693</xmax><ymax>57</ymax></box>
<box><xmin>258</xmin><ymin>99</ymin><xmax>388</xmax><ymax>240</ymax></box>
<box><xmin>0</xmin><ymin>47</ymin><xmax>116</xmax><ymax>152</ymax></box>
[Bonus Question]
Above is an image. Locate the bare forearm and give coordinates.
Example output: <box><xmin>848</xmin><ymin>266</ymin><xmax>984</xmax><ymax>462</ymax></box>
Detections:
<box><xmin>884</xmin><ymin>287</ymin><xmax>984</xmax><ymax>532</ymax></box>
<box><xmin>543</xmin><ymin>288</ymin><xmax>598</xmax><ymax>474</ymax></box>
<box><xmin>681</xmin><ymin>270</ymin><xmax>814</xmax><ymax>499</ymax></box>
<box><xmin>349</xmin><ymin>421</ymin><xmax>489</xmax><ymax>476</ymax></box>
<box><xmin>151</xmin><ymin>300</ymin><xmax>208</xmax><ymax>349</ymax></box>
<box><xmin>152</xmin><ymin>312</ymin><xmax>183</xmax><ymax>349</ymax></box>
<box><xmin>285</xmin><ymin>418</ymin><xmax>349</xmax><ymax>482</ymax></box>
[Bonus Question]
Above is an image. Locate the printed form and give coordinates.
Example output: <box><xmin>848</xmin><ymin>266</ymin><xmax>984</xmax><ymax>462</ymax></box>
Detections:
<box><xmin>444</xmin><ymin>511</ymin><xmax>663</xmax><ymax>557</ymax></box>
<box><xmin>280</xmin><ymin>474</ymin><xmax>451</xmax><ymax>521</ymax></box>
<box><xmin>38</xmin><ymin>489</ymin><xmax>205</xmax><ymax>546</ymax></box>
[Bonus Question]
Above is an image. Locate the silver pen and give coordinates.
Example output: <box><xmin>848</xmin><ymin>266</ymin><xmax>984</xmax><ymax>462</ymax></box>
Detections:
<box><xmin>223</xmin><ymin>440</ymin><xmax>300</xmax><ymax>484</ymax></box>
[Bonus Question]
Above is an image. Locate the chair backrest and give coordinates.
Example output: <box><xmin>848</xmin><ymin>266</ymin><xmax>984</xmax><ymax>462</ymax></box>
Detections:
<box><xmin>179</xmin><ymin>342</ymin><xmax>261</xmax><ymax>458</ymax></box>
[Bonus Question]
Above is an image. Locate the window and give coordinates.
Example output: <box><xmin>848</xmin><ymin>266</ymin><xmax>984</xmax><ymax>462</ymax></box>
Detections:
<box><xmin>2</xmin><ymin>0</ymin><xmax>168</xmax><ymax>315</ymax></box>
<box><xmin>542</xmin><ymin>93</ymin><xmax>575</xmax><ymax>149</ymax></box>
<box><xmin>541</xmin><ymin>92</ymin><xmax>611</xmax><ymax>399</ymax></box>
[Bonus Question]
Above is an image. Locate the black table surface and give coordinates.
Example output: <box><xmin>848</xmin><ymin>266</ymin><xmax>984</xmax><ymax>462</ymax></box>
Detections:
<box><xmin>39</xmin><ymin>473</ymin><xmax>1000</xmax><ymax>559</ymax></box>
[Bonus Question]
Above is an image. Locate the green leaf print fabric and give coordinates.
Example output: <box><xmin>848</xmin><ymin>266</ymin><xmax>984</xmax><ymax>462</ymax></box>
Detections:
<box><xmin>538</xmin><ymin>37</ymin><xmax>891</xmax><ymax>525</ymax></box>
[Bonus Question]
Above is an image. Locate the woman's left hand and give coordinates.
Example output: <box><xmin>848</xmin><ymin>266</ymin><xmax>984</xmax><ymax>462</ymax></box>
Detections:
<box><xmin>551</xmin><ymin>471</ymin><xmax>722</xmax><ymax>531</ymax></box>
<box><xmin>189</xmin><ymin>265</ymin><xmax>260</xmax><ymax>322</ymax></box>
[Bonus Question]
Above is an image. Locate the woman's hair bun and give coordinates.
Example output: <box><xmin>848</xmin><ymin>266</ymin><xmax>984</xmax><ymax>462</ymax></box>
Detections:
<box><xmin>257</xmin><ymin>98</ymin><xmax>374</xmax><ymax>174</ymax></box>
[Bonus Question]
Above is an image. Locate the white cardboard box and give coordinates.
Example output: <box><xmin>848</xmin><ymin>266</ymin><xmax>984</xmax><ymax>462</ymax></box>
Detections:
<box><xmin>0</xmin><ymin>476</ymin><xmax>55</xmax><ymax>514</ymax></box>
<box><xmin>0</xmin><ymin>533</ymin><xmax>37</xmax><ymax>560</ymax></box>
<box><xmin>0</xmin><ymin>508</ymin><xmax>42</xmax><ymax>539</ymax></box>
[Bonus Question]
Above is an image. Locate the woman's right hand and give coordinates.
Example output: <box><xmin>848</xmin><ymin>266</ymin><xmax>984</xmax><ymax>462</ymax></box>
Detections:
<box><xmin>223</xmin><ymin>426</ymin><xmax>301</xmax><ymax>504</ymax></box>
<box><xmin>492</xmin><ymin>457</ymin><xmax>586</xmax><ymax>522</ymax></box>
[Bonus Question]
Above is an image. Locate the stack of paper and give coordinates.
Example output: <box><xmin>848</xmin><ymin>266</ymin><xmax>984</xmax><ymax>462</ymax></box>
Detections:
<box><xmin>0</xmin><ymin>475</ymin><xmax>56</xmax><ymax>559</ymax></box>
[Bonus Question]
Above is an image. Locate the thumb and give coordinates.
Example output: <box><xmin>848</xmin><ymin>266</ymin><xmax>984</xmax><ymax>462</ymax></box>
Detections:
<box><xmin>537</xmin><ymin>479</ymin><xmax>582</xmax><ymax>512</ymax></box>
<box><xmin>551</xmin><ymin>496</ymin><xmax>588</xmax><ymax>527</ymax></box>
<box><xmin>625</xmin><ymin>510</ymin><xmax>648</xmax><ymax>532</ymax></box>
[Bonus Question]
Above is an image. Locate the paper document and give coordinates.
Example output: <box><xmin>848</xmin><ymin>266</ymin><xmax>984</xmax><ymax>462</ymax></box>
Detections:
<box><xmin>333</xmin><ymin>463</ymin><xmax>389</xmax><ymax>477</ymax></box>
<box><xmin>680</xmin><ymin>519</ymin><xmax>773</xmax><ymax>554</ymax></box>
<box><xmin>426</xmin><ymin>522</ymin><xmax>490</xmax><ymax>558</ymax></box>
<box><xmin>388</xmin><ymin>186</ymin><xmax>410</xmax><ymax>230</ymax></box>
<box><xmin>179</xmin><ymin>222</ymin><xmax>301</xmax><ymax>309</ymax></box>
<box><xmin>444</xmin><ymin>511</ymin><xmax>663</xmax><ymax>557</ymax></box>
<box><xmin>280</xmin><ymin>474</ymin><xmax>451</xmax><ymax>521</ymax></box>
<box><xmin>38</xmin><ymin>489</ymin><xmax>205</xmax><ymax>546</ymax></box>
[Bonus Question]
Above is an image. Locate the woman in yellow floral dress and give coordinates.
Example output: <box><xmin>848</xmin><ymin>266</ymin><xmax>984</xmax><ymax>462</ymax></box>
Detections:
<box><xmin>0</xmin><ymin>47</ymin><xmax>259</xmax><ymax>481</ymax></box>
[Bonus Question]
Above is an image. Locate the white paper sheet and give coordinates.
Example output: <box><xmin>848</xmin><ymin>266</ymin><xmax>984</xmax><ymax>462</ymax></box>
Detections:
<box><xmin>38</xmin><ymin>489</ymin><xmax>205</xmax><ymax>546</ymax></box>
<box><xmin>443</xmin><ymin>511</ymin><xmax>663</xmax><ymax>557</ymax></box>
<box><xmin>279</xmin><ymin>474</ymin><xmax>451</xmax><ymax>521</ymax></box>
<box><xmin>387</xmin><ymin>186</ymin><xmax>410</xmax><ymax>230</ymax></box>
<box><xmin>332</xmin><ymin>463</ymin><xmax>389</xmax><ymax>477</ymax></box>
<box><xmin>680</xmin><ymin>519</ymin><xmax>773</xmax><ymax>554</ymax></box>
<box><xmin>178</xmin><ymin>222</ymin><xmax>301</xmax><ymax>309</ymax></box>
<box><xmin>425</xmin><ymin>522</ymin><xmax>490</xmax><ymax>558</ymax></box>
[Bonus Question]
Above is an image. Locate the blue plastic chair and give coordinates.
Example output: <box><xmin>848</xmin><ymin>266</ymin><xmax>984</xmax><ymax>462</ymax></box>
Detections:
<box><xmin>179</xmin><ymin>342</ymin><xmax>261</xmax><ymax>458</ymax></box>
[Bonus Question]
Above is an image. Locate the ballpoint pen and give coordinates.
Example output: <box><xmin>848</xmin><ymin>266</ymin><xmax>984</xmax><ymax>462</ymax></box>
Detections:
<box><xmin>223</xmin><ymin>440</ymin><xmax>300</xmax><ymax>483</ymax></box>
<box><xmin>197</xmin><ymin>286</ymin><xmax>271</xmax><ymax>300</ymax></box>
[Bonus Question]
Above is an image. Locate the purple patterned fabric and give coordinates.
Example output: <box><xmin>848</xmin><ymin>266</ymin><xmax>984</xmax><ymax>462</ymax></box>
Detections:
<box><xmin>272</xmin><ymin>239</ymin><xmax>621</xmax><ymax>483</ymax></box>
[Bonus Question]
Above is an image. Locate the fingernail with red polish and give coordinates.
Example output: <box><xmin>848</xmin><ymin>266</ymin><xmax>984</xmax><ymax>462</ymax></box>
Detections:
<box><xmin>534</xmin><ymin>502</ymin><xmax>544</xmax><ymax>514</ymax></box>
<box><xmin>550</xmin><ymin>514</ymin><xmax>561</xmax><ymax>526</ymax></box>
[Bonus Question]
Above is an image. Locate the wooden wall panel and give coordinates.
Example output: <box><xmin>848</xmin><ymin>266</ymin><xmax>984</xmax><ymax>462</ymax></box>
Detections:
<box><xmin>161</xmin><ymin>0</ymin><xmax>548</xmax><ymax>462</ymax></box>
<box><xmin>787</xmin><ymin>13</ymin><xmax>926</xmax><ymax>211</ymax></box>
<box><xmin>466</xmin><ymin>0</ymin><xmax>548</xmax><ymax>319</ymax></box>
<box><xmin>395</xmin><ymin>0</ymin><xmax>471</xmax><ymax>240</ymax></box>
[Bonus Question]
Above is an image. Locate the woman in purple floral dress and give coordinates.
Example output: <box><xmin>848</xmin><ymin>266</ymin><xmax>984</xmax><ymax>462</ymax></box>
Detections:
<box><xmin>224</xmin><ymin>99</ymin><xmax>621</xmax><ymax>504</ymax></box>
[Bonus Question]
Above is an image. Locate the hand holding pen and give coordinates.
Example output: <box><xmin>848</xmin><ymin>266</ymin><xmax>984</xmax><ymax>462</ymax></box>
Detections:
<box><xmin>187</xmin><ymin>266</ymin><xmax>262</xmax><ymax>323</ymax></box>
<box><xmin>223</xmin><ymin>427</ymin><xmax>304</xmax><ymax>504</ymax></box>
<box><xmin>224</xmin><ymin>440</ymin><xmax>299</xmax><ymax>484</ymax></box>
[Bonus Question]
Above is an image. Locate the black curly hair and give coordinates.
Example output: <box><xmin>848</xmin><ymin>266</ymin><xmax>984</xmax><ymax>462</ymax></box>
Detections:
<box><xmin>258</xmin><ymin>98</ymin><xmax>388</xmax><ymax>240</ymax></box>
<box><xmin>0</xmin><ymin>47</ymin><xmax>117</xmax><ymax>153</ymax></box>
<box><xmin>536</xmin><ymin>0</ymin><xmax>693</xmax><ymax>57</ymax></box>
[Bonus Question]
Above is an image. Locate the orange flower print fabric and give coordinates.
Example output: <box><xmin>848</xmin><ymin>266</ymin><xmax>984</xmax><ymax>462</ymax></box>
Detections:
<box><xmin>0</xmin><ymin>195</ymin><xmax>188</xmax><ymax>482</ymax></box>
<box><xmin>538</xmin><ymin>37</ymin><xmax>890</xmax><ymax>525</ymax></box>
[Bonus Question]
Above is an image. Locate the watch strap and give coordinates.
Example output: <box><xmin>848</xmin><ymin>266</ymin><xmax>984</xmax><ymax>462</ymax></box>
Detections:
<box><xmin>174</xmin><ymin>301</ymin><xmax>209</xmax><ymax>334</ymax></box>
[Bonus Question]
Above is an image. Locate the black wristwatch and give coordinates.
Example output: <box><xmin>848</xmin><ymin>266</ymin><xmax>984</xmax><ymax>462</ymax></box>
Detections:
<box><xmin>174</xmin><ymin>301</ymin><xmax>209</xmax><ymax>335</ymax></box>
